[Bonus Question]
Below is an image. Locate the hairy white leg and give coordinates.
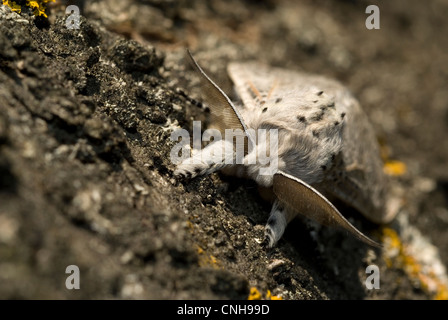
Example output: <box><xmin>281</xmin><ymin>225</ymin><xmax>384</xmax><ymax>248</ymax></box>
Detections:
<box><xmin>265</xmin><ymin>200</ymin><xmax>297</xmax><ymax>248</ymax></box>
<box><xmin>174</xmin><ymin>139</ymin><xmax>236</xmax><ymax>179</ymax></box>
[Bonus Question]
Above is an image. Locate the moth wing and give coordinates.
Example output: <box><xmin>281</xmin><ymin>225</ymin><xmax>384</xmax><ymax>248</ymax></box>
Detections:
<box><xmin>186</xmin><ymin>50</ymin><xmax>248</xmax><ymax>140</ymax></box>
<box><xmin>227</xmin><ymin>62</ymin><xmax>343</xmax><ymax>109</ymax></box>
<box><xmin>319</xmin><ymin>91</ymin><xmax>394</xmax><ymax>224</ymax></box>
<box><xmin>228</xmin><ymin>62</ymin><xmax>298</xmax><ymax>109</ymax></box>
<box><xmin>273</xmin><ymin>171</ymin><xmax>382</xmax><ymax>248</ymax></box>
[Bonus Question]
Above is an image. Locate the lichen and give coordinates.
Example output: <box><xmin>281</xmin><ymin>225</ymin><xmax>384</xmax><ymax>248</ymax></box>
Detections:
<box><xmin>2</xmin><ymin>0</ymin><xmax>55</xmax><ymax>18</ymax></box>
<box><xmin>266</xmin><ymin>290</ymin><xmax>283</xmax><ymax>300</ymax></box>
<box><xmin>196</xmin><ymin>246</ymin><xmax>221</xmax><ymax>269</ymax></box>
<box><xmin>2</xmin><ymin>0</ymin><xmax>21</xmax><ymax>13</ymax></box>
<box><xmin>381</xmin><ymin>227</ymin><xmax>448</xmax><ymax>300</ymax></box>
<box><xmin>383</xmin><ymin>160</ymin><xmax>407</xmax><ymax>176</ymax></box>
<box><xmin>248</xmin><ymin>287</ymin><xmax>282</xmax><ymax>300</ymax></box>
<box><xmin>247</xmin><ymin>287</ymin><xmax>262</xmax><ymax>300</ymax></box>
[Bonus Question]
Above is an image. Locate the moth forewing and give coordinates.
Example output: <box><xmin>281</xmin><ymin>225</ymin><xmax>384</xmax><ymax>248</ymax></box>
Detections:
<box><xmin>318</xmin><ymin>92</ymin><xmax>393</xmax><ymax>224</ymax></box>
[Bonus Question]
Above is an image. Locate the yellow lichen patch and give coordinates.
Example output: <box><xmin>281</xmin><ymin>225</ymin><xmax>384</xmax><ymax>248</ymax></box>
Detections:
<box><xmin>186</xmin><ymin>220</ymin><xmax>195</xmax><ymax>233</ymax></box>
<box><xmin>26</xmin><ymin>0</ymin><xmax>55</xmax><ymax>18</ymax></box>
<box><xmin>3</xmin><ymin>0</ymin><xmax>22</xmax><ymax>13</ymax></box>
<box><xmin>434</xmin><ymin>285</ymin><xmax>448</xmax><ymax>300</ymax></box>
<box><xmin>248</xmin><ymin>287</ymin><xmax>262</xmax><ymax>300</ymax></box>
<box><xmin>196</xmin><ymin>246</ymin><xmax>220</xmax><ymax>269</ymax></box>
<box><xmin>266</xmin><ymin>290</ymin><xmax>283</xmax><ymax>300</ymax></box>
<box><xmin>383</xmin><ymin>160</ymin><xmax>407</xmax><ymax>176</ymax></box>
<box><xmin>2</xmin><ymin>0</ymin><xmax>55</xmax><ymax>17</ymax></box>
<box><xmin>27</xmin><ymin>1</ymin><xmax>46</xmax><ymax>17</ymax></box>
<box><xmin>248</xmin><ymin>287</ymin><xmax>282</xmax><ymax>300</ymax></box>
<box><xmin>381</xmin><ymin>227</ymin><xmax>448</xmax><ymax>300</ymax></box>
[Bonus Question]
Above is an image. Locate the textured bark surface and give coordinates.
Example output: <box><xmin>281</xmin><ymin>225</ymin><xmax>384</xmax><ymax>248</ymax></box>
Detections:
<box><xmin>1</xmin><ymin>0</ymin><xmax>447</xmax><ymax>299</ymax></box>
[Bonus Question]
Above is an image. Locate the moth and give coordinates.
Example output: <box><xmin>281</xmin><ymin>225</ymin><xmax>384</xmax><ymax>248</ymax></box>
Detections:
<box><xmin>174</xmin><ymin>50</ymin><xmax>397</xmax><ymax>248</ymax></box>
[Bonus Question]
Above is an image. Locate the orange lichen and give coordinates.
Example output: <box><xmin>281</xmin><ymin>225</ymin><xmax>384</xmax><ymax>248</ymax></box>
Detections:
<box><xmin>196</xmin><ymin>246</ymin><xmax>220</xmax><ymax>269</ymax></box>
<box><xmin>266</xmin><ymin>290</ymin><xmax>283</xmax><ymax>300</ymax></box>
<box><xmin>379</xmin><ymin>141</ymin><xmax>407</xmax><ymax>177</ymax></box>
<box><xmin>383</xmin><ymin>160</ymin><xmax>407</xmax><ymax>176</ymax></box>
<box><xmin>381</xmin><ymin>227</ymin><xmax>448</xmax><ymax>300</ymax></box>
<box><xmin>434</xmin><ymin>285</ymin><xmax>448</xmax><ymax>300</ymax></box>
<box><xmin>3</xmin><ymin>0</ymin><xmax>21</xmax><ymax>12</ymax></box>
<box><xmin>248</xmin><ymin>287</ymin><xmax>262</xmax><ymax>300</ymax></box>
<box><xmin>2</xmin><ymin>0</ymin><xmax>55</xmax><ymax>18</ymax></box>
<box><xmin>248</xmin><ymin>287</ymin><xmax>282</xmax><ymax>300</ymax></box>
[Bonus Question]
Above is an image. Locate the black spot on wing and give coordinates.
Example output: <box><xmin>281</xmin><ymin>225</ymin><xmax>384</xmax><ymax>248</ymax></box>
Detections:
<box><xmin>320</xmin><ymin>102</ymin><xmax>335</xmax><ymax>110</ymax></box>
<box><xmin>258</xmin><ymin>121</ymin><xmax>288</xmax><ymax>133</ymax></box>
<box><xmin>247</xmin><ymin>85</ymin><xmax>258</xmax><ymax>100</ymax></box>
<box><xmin>262</xmin><ymin>107</ymin><xmax>268</xmax><ymax>113</ymax></box>
<box><xmin>297</xmin><ymin>116</ymin><xmax>307</xmax><ymax>123</ymax></box>
<box><xmin>275</xmin><ymin>97</ymin><xmax>282</xmax><ymax>104</ymax></box>
<box><xmin>310</xmin><ymin>110</ymin><xmax>325</xmax><ymax>122</ymax></box>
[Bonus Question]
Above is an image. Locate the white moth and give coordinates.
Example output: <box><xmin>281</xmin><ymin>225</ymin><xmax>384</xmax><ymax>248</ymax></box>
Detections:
<box><xmin>174</xmin><ymin>50</ymin><xmax>397</xmax><ymax>248</ymax></box>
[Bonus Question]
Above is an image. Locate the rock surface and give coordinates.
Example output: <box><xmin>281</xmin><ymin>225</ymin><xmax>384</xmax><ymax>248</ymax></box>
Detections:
<box><xmin>1</xmin><ymin>0</ymin><xmax>447</xmax><ymax>299</ymax></box>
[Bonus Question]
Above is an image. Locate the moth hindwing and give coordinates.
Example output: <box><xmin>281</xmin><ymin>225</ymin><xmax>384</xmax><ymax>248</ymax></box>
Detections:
<box><xmin>174</xmin><ymin>51</ymin><xmax>392</xmax><ymax>248</ymax></box>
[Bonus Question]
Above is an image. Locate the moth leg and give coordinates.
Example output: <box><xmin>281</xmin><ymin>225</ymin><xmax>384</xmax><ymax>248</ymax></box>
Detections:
<box><xmin>264</xmin><ymin>200</ymin><xmax>297</xmax><ymax>248</ymax></box>
<box><xmin>174</xmin><ymin>139</ymin><xmax>236</xmax><ymax>179</ymax></box>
